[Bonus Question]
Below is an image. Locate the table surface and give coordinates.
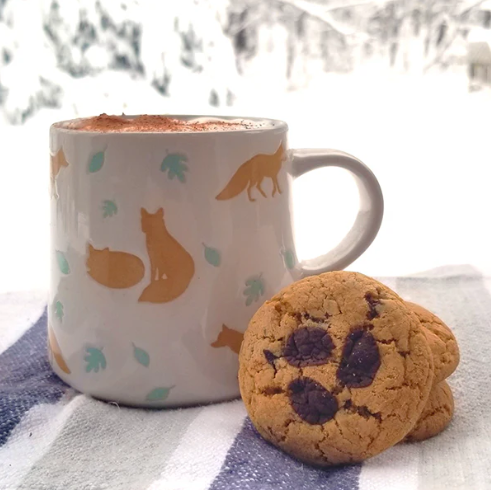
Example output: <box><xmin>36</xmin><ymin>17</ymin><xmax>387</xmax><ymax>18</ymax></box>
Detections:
<box><xmin>0</xmin><ymin>266</ymin><xmax>490</xmax><ymax>490</ymax></box>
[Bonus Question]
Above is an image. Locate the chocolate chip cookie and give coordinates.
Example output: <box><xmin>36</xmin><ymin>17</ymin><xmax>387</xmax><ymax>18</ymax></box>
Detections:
<box><xmin>239</xmin><ymin>271</ymin><xmax>434</xmax><ymax>466</ymax></box>
<box><xmin>404</xmin><ymin>380</ymin><xmax>454</xmax><ymax>442</ymax></box>
<box><xmin>406</xmin><ymin>302</ymin><xmax>459</xmax><ymax>384</ymax></box>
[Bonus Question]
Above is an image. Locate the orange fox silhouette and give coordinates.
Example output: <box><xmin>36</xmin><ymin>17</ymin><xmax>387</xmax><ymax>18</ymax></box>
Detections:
<box><xmin>48</xmin><ymin>324</ymin><xmax>71</xmax><ymax>374</ymax></box>
<box><xmin>50</xmin><ymin>148</ymin><xmax>69</xmax><ymax>195</ymax></box>
<box><xmin>216</xmin><ymin>143</ymin><xmax>286</xmax><ymax>202</ymax></box>
<box><xmin>139</xmin><ymin>208</ymin><xmax>195</xmax><ymax>303</ymax></box>
<box><xmin>211</xmin><ymin>324</ymin><xmax>244</xmax><ymax>354</ymax></box>
<box><xmin>87</xmin><ymin>244</ymin><xmax>145</xmax><ymax>288</ymax></box>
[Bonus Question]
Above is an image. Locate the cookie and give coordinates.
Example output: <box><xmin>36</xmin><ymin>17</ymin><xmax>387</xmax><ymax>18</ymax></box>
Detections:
<box><xmin>404</xmin><ymin>380</ymin><xmax>454</xmax><ymax>442</ymax></box>
<box><xmin>239</xmin><ymin>271</ymin><xmax>434</xmax><ymax>466</ymax></box>
<box><xmin>406</xmin><ymin>302</ymin><xmax>459</xmax><ymax>384</ymax></box>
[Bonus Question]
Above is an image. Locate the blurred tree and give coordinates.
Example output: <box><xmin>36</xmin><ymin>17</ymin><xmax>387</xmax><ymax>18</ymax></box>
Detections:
<box><xmin>0</xmin><ymin>0</ymin><xmax>238</xmax><ymax>122</ymax></box>
<box><xmin>0</xmin><ymin>0</ymin><xmax>487</xmax><ymax>123</ymax></box>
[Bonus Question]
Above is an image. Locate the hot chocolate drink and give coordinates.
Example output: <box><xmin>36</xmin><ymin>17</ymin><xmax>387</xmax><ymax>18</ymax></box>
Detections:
<box><xmin>67</xmin><ymin>114</ymin><xmax>269</xmax><ymax>132</ymax></box>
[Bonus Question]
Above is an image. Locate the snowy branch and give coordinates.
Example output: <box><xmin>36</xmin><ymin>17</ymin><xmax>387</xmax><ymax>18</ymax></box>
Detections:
<box><xmin>229</xmin><ymin>0</ymin><xmax>386</xmax><ymax>37</ymax></box>
<box><xmin>272</xmin><ymin>0</ymin><xmax>357</xmax><ymax>36</ymax></box>
<box><xmin>227</xmin><ymin>11</ymin><xmax>265</xmax><ymax>36</ymax></box>
<box><xmin>424</xmin><ymin>0</ymin><xmax>488</xmax><ymax>71</ymax></box>
<box><xmin>321</xmin><ymin>0</ymin><xmax>393</xmax><ymax>10</ymax></box>
<box><xmin>458</xmin><ymin>0</ymin><xmax>490</xmax><ymax>16</ymax></box>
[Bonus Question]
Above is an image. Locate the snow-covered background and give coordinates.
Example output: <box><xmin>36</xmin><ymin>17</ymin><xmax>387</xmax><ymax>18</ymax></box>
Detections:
<box><xmin>1</xmin><ymin>0</ymin><xmax>490</xmax><ymax>292</ymax></box>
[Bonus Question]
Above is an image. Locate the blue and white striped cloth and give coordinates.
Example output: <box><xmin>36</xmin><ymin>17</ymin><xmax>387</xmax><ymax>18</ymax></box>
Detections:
<box><xmin>1</xmin><ymin>266</ymin><xmax>490</xmax><ymax>490</ymax></box>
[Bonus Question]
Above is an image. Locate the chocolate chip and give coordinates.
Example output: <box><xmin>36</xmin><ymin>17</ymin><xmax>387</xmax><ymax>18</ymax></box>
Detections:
<box><xmin>365</xmin><ymin>292</ymin><xmax>381</xmax><ymax>319</ymax></box>
<box><xmin>331</xmin><ymin>385</ymin><xmax>343</xmax><ymax>395</ymax></box>
<box><xmin>262</xmin><ymin>386</ymin><xmax>284</xmax><ymax>396</ymax></box>
<box><xmin>288</xmin><ymin>377</ymin><xmax>338</xmax><ymax>425</ymax></box>
<box><xmin>295</xmin><ymin>312</ymin><xmax>328</xmax><ymax>323</ymax></box>
<box><xmin>358</xmin><ymin>406</ymin><xmax>382</xmax><ymax>421</ymax></box>
<box><xmin>337</xmin><ymin>329</ymin><xmax>381</xmax><ymax>388</ymax></box>
<box><xmin>263</xmin><ymin>349</ymin><xmax>278</xmax><ymax>367</ymax></box>
<box><xmin>284</xmin><ymin>327</ymin><xmax>334</xmax><ymax>367</ymax></box>
<box><xmin>344</xmin><ymin>400</ymin><xmax>382</xmax><ymax>421</ymax></box>
<box><xmin>304</xmin><ymin>313</ymin><xmax>328</xmax><ymax>322</ymax></box>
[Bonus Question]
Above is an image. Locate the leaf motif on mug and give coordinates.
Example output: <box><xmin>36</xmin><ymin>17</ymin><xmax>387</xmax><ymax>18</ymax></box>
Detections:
<box><xmin>89</xmin><ymin>151</ymin><xmax>105</xmax><ymax>173</ymax></box>
<box><xmin>243</xmin><ymin>275</ymin><xmax>265</xmax><ymax>306</ymax></box>
<box><xmin>203</xmin><ymin>244</ymin><xmax>221</xmax><ymax>267</ymax></box>
<box><xmin>54</xmin><ymin>300</ymin><xmax>64</xmax><ymax>321</ymax></box>
<box><xmin>282</xmin><ymin>249</ymin><xmax>295</xmax><ymax>270</ymax></box>
<box><xmin>102</xmin><ymin>200</ymin><xmax>118</xmax><ymax>218</ymax></box>
<box><xmin>84</xmin><ymin>347</ymin><xmax>107</xmax><ymax>373</ymax></box>
<box><xmin>133</xmin><ymin>344</ymin><xmax>150</xmax><ymax>367</ymax></box>
<box><xmin>56</xmin><ymin>251</ymin><xmax>70</xmax><ymax>275</ymax></box>
<box><xmin>161</xmin><ymin>153</ymin><xmax>188</xmax><ymax>183</ymax></box>
<box><xmin>146</xmin><ymin>386</ymin><xmax>175</xmax><ymax>402</ymax></box>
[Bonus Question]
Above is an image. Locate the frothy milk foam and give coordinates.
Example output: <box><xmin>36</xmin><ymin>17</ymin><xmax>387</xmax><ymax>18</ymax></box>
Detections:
<box><xmin>67</xmin><ymin>114</ymin><xmax>273</xmax><ymax>132</ymax></box>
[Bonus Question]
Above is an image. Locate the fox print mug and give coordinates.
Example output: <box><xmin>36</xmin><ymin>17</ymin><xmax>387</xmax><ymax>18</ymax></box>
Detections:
<box><xmin>48</xmin><ymin>115</ymin><xmax>384</xmax><ymax>407</ymax></box>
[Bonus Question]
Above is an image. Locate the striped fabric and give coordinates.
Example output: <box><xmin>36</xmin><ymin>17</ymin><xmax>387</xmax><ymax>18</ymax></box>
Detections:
<box><xmin>1</xmin><ymin>266</ymin><xmax>490</xmax><ymax>490</ymax></box>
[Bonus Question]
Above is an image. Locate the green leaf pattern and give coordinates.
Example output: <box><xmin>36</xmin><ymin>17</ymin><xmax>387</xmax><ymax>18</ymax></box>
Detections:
<box><xmin>85</xmin><ymin>347</ymin><xmax>107</xmax><ymax>373</ymax></box>
<box><xmin>146</xmin><ymin>386</ymin><xmax>174</xmax><ymax>402</ymax></box>
<box><xmin>102</xmin><ymin>200</ymin><xmax>118</xmax><ymax>218</ymax></box>
<box><xmin>203</xmin><ymin>244</ymin><xmax>221</xmax><ymax>267</ymax></box>
<box><xmin>161</xmin><ymin>153</ymin><xmax>188</xmax><ymax>183</ymax></box>
<box><xmin>243</xmin><ymin>275</ymin><xmax>265</xmax><ymax>306</ymax></box>
<box><xmin>89</xmin><ymin>152</ymin><xmax>105</xmax><ymax>173</ymax></box>
<box><xmin>56</xmin><ymin>251</ymin><xmax>70</xmax><ymax>275</ymax></box>
<box><xmin>54</xmin><ymin>301</ymin><xmax>64</xmax><ymax>321</ymax></box>
<box><xmin>282</xmin><ymin>249</ymin><xmax>295</xmax><ymax>270</ymax></box>
<box><xmin>133</xmin><ymin>344</ymin><xmax>150</xmax><ymax>367</ymax></box>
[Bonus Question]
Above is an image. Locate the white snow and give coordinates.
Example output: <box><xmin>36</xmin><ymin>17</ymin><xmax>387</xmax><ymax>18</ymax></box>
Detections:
<box><xmin>0</xmin><ymin>0</ymin><xmax>489</xmax><ymax>291</ymax></box>
<box><xmin>0</xmin><ymin>70</ymin><xmax>490</xmax><ymax>293</ymax></box>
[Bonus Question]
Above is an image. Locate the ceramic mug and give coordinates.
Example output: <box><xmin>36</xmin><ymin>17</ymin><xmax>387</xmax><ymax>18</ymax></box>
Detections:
<box><xmin>48</xmin><ymin>115</ymin><xmax>383</xmax><ymax>407</ymax></box>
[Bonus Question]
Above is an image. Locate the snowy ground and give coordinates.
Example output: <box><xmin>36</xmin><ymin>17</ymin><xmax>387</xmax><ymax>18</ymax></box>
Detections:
<box><xmin>0</xmin><ymin>70</ymin><xmax>490</xmax><ymax>293</ymax></box>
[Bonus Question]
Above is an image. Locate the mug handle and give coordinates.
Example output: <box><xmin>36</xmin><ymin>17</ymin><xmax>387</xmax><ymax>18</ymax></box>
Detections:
<box><xmin>290</xmin><ymin>149</ymin><xmax>384</xmax><ymax>276</ymax></box>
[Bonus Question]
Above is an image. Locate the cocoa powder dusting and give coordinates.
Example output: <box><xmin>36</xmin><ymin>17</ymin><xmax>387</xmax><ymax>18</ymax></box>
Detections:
<box><xmin>73</xmin><ymin>114</ymin><xmax>264</xmax><ymax>132</ymax></box>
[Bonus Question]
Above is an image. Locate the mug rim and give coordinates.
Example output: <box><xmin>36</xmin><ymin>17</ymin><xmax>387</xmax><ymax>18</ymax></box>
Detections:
<box><xmin>51</xmin><ymin>114</ymin><xmax>289</xmax><ymax>135</ymax></box>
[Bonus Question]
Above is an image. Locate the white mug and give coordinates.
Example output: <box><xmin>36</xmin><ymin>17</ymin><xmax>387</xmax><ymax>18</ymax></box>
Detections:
<box><xmin>48</xmin><ymin>115</ymin><xmax>383</xmax><ymax>407</ymax></box>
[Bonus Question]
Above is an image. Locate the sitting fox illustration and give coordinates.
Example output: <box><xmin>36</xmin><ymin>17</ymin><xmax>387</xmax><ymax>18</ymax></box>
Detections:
<box><xmin>50</xmin><ymin>148</ymin><xmax>69</xmax><ymax>196</ymax></box>
<box><xmin>87</xmin><ymin>244</ymin><xmax>145</xmax><ymax>289</ymax></box>
<box><xmin>48</xmin><ymin>324</ymin><xmax>71</xmax><ymax>374</ymax></box>
<box><xmin>216</xmin><ymin>143</ymin><xmax>286</xmax><ymax>202</ymax></box>
<box><xmin>211</xmin><ymin>324</ymin><xmax>244</xmax><ymax>354</ymax></box>
<box><xmin>139</xmin><ymin>208</ymin><xmax>195</xmax><ymax>303</ymax></box>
